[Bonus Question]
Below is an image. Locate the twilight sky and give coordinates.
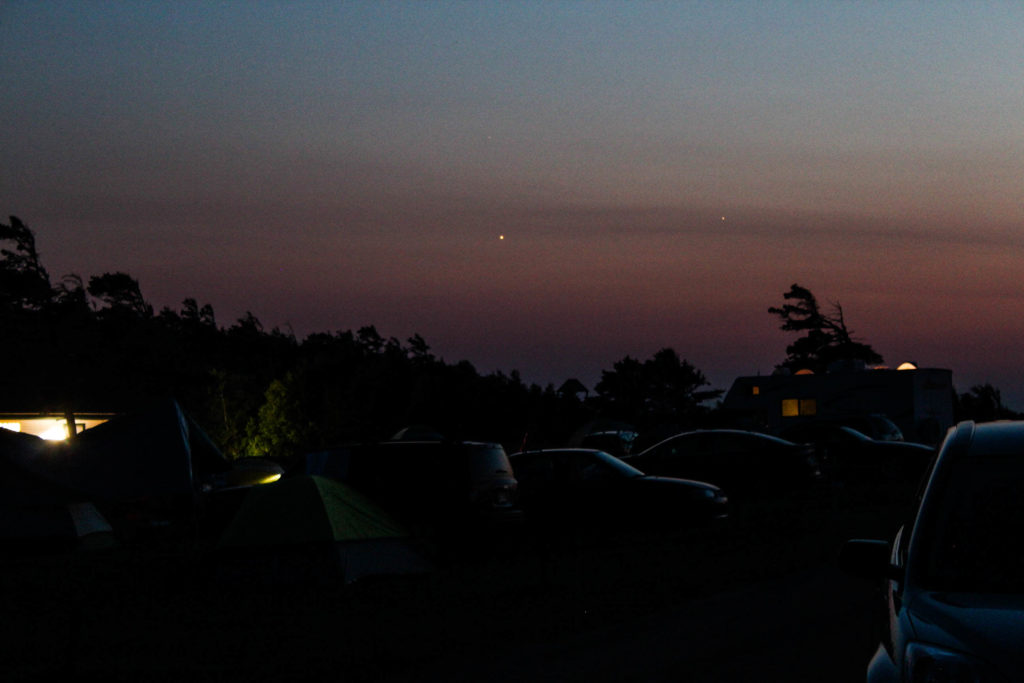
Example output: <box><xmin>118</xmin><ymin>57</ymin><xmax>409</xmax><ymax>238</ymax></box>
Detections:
<box><xmin>3</xmin><ymin>2</ymin><xmax>1024</xmax><ymax>404</ymax></box>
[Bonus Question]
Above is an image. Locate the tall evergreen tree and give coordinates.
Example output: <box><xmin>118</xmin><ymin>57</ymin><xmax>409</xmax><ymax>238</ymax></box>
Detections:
<box><xmin>0</xmin><ymin>215</ymin><xmax>52</xmax><ymax>311</ymax></box>
<box><xmin>768</xmin><ymin>283</ymin><xmax>883</xmax><ymax>373</ymax></box>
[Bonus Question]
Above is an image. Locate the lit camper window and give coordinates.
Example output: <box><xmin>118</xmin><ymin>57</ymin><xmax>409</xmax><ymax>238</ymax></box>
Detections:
<box><xmin>781</xmin><ymin>399</ymin><xmax>817</xmax><ymax>417</ymax></box>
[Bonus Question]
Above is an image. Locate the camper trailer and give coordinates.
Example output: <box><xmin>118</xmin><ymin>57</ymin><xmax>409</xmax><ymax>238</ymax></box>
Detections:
<box><xmin>722</xmin><ymin>364</ymin><xmax>954</xmax><ymax>445</ymax></box>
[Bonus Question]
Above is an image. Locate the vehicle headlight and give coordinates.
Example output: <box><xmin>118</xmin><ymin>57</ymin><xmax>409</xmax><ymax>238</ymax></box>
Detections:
<box><xmin>906</xmin><ymin>642</ymin><xmax>987</xmax><ymax>683</ymax></box>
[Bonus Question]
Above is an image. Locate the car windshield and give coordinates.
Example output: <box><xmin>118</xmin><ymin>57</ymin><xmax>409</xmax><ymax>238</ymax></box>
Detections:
<box><xmin>837</xmin><ymin>426</ymin><xmax>871</xmax><ymax>442</ymax></box>
<box><xmin>650</xmin><ymin>431</ymin><xmax>795</xmax><ymax>453</ymax></box>
<box><xmin>867</xmin><ymin>415</ymin><xmax>903</xmax><ymax>441</ymax></box>
<box><xmin>918</xmin><ymin>456</ymin><xmax>1024</xmax><ymax>593</ymax></box>
<box><xmin>744</xmin><ymin>432</ymin><xmax>797</xmax><ymax>447</ymax></box>
<box><xmin>466</xmin><ymin>444</ymin><xmax>513</xmax><ymax>479</ymax></box>
<box><xmin>591</xmin><ymin>450</ymin><xmax>646</xmax><ymax>478</ymax></box>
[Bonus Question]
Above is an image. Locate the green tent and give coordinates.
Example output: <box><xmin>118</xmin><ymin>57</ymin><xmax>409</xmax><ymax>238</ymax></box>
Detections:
<box><xmin>218</xmin><ymin>475</ymin><xmax>431</xmax><ymax>584</ymax></box>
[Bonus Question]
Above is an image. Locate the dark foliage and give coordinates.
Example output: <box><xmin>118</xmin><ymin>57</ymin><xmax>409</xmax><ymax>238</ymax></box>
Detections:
<box><xmin>956</xmin><ymin>383</ymin><xmax>1023</xmax><ymax>423</ymax></box>
<box><xmin>0</xmin><ymin>215</ymin><xmax>51</xmax><ymax>311</ymax></box>
<box><xmin>593</xmin><ymin>348</ymin><xmax>721</xmax><ymax>444</ymax></box>
<box><xmin>1</xmin><ymin>217</ymin><xmax>632</xmax><ymax>457</ymax></box>
<box><xmin>1</xmin><ymin>217</ymin><xmax>793</xmax><ymax>459</ymax></box>
<box><xmin>768</xmin><ymin>283</ymin><xmax>884</xmax><ymax>374</ymax></box>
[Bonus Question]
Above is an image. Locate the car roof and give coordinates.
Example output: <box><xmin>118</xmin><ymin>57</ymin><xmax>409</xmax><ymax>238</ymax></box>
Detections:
<box><xmin>509</xmin><ymin>448</ymin><xmax>607</xmax><ymax>458</ymax></box>
<box><xmin>651</xmin><ymin>429</ymin><xmax>795</xmax><ymax>446</ymax></box>
<box><xmin>376</xmin><ymin>439</ymin><xmax>502</xmax><ymax>448</ymax></box>
<box><xmin>957</xmin><ymin>420</ymin><xmax>1024</xmax><ymax>458</ymax></box>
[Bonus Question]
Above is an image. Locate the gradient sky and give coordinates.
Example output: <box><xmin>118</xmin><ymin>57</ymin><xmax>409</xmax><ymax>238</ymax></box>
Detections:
<box><xmin>3</xmin><ymin>2</ymin><xmax>1024</xmax><ymax>404</ymax></box>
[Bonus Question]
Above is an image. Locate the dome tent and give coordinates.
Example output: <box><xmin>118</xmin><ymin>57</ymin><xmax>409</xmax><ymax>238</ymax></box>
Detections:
<box><xmin>218</xmin><ymin>475</ymin><xmax>431</xmax><ymax>584</ymax></box>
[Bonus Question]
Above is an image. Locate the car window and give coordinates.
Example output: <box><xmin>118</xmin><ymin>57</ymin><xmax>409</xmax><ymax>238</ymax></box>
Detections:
<box><xmin>835</xmin><ymin>426</ymin><xmax>870</xmax><ymax>443</ymax></box>
<box><xmin>645</xmin><ymin>439</ymin><xmax>674</xmax><ymax>459</ymax></box>
<box><xmin>654</xmin><ymin>434</ymin><xmax>710</xmax><ymax>458</ymax></box>
<box><xmin>513</xmin><ymin>455</ymin><xmax>556</xmax><ymax>487</ymax></box>
<box><xmin>573</xmin><ymin>452</ymin><xmax>618</xmax><ymax>484</ymax></box>
<box><xmin>919</xmin><ymin>456</ymin><xmax>1024</xmax><ymax>593</ymax></box>
<box><xmin>857</xmin><ymin>415</ymin><xmax>903</xmax><ymax>441</ymax></box>
<box><xmin>466</xmin><ymin>444</ymin><xmax>514</xmax><ymax>479</ymax></box>
<box><xmin>711</xmin><ymin>434</ymin><xmax>751</xmax><ymax>454</ymax></box>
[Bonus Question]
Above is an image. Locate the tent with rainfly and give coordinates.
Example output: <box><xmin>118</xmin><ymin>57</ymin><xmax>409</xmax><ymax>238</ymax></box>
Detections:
<box><xmin>5</xmin><ymin>398</ymin><xmax>232</xmax><ymax>537</ymax></box>
<box><xmin>13</xmin><ymin>398</ymin><xmax>229</xmax><ymax>503</ymax></box>
<box><xmin>217</xmin><ymin>475</ymin><xmax>431</xmax><ymax>584</ymax></box>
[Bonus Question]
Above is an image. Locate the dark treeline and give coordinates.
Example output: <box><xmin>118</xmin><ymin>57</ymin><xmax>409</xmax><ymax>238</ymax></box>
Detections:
<box><xmin>1</xmin><ymin>217</ymin><xmax>719</xmax><ymax>457</ymax></box>
<box><xmin>6</xmin><ymin>216</ymin><xmax>1010</xmax><ymax>458</ymax></box>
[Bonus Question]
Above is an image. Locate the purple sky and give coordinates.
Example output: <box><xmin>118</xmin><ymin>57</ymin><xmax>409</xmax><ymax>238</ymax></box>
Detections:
<box><xmin>3</xmin><ymin>2</ymin><xmax>1024</xmax><ymax>404</ymax></box>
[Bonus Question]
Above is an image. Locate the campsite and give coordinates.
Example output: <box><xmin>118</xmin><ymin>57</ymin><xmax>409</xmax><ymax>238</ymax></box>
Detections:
<box><xmin>1</xmin><ymin>401</ymin><xmax>906</xmax><ymax>681</ymax></box>
<box><xmin>6</xmin><ymin>4</ymin><xmax>1022</xmax><ymax>677</ymax></box>
<box><xmin>4</xmin><ymin>490</ymin><xmax>896</xmax><ymax>682</ymax></box>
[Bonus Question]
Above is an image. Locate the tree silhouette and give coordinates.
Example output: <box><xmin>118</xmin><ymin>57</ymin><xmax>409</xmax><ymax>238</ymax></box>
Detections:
<box><xmin>594</xmin><ymin>348</ymin><xmax>720</xmax><ymax>440</ymax></box>
<box><xmin>0</xmin><ymin>215</ymin><xmax>52</xmax><ymax>311</ymax></box>
<box><xmin>21</xmin><ymin>216</ymin><xmax>980</xmax><ymax>460</ymax></box>
<box><xmin>957</xmin><ymin>384</ymin><xmax>1021</xmax><ymax>422</ymax></box>
<box><xmin>768</xmin><ymin>283</ymin><xmax>883</xmax><ymax>373</ymax></box>
<box><xmin>87</xmin><ymin>272</ymin><xmax>154</xmax><ymax>318</ymax></box>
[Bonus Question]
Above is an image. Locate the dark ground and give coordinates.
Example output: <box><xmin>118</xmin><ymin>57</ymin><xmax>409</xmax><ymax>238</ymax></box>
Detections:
<box><xmin>2</xmin><ymin>488</ymin><xmax>906</xmax><ymax>682</ymax></box>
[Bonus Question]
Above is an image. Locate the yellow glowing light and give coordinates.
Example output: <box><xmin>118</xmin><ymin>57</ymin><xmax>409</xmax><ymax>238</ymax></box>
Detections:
<box><xmin>0</xmin><ymin>422</ymin><xmax>22</xmax><ymax>433</ymax></box>
<box><xmin>781</xmin><ymin>398</ymin><xmax>816</xmax><ymax>417</ymax></box>
<box><xmin>721</xmin><ymin>216</ymin><xmax>726</xmax><ymax>221</ymax></box>
<box><xmin>499</xmin><ymin>235</ymin><xmax>505</xmax><ymax>240</ymax></box>
<box><xmin>897</xmin><ymin>362</ymin><xmax>917</xmax><ymax>371</ymax></box>
<box><xmin>258</xmin><ymin>473</ymin><xmax>282</xmax><ymax>485</ymax></box>
<box><xmin>39</xmin><ymin>423</ymin><xmax>70</xmax><ymax>440</ymax></box>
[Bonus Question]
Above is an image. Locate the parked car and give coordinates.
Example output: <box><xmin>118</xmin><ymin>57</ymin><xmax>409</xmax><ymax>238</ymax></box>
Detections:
<box><xmin>509</xmin><ymin>448</ymin><xmax>728</xmax><ymax>529</ymax></box>
<box><xmin>830</xmin><ymin>414</ymin><xmax>905</xmax><ymax>442</ymax></box>
<box><xmin>779</xmin><ymin>422</ymin><xmax>933</xmax><ymax>495</ymax></box>
<box><xmin>578</xmin><ymin>430</ymin><xmax>639</xmax><ymax>458</ymax></box>
<box><xmin>299</xmin><ymin>440</ymin><xmax>520</xmax><ymax>536</ymax></box>
<box><xmin>840</xmin><ymin>420</ymin><xmax>1024</xmax><ymax>682</ymax></box>
<box><xmin>624</xmin><ymin>430</ymin><xmax>822</xmax><ymax>499</ymax></box>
